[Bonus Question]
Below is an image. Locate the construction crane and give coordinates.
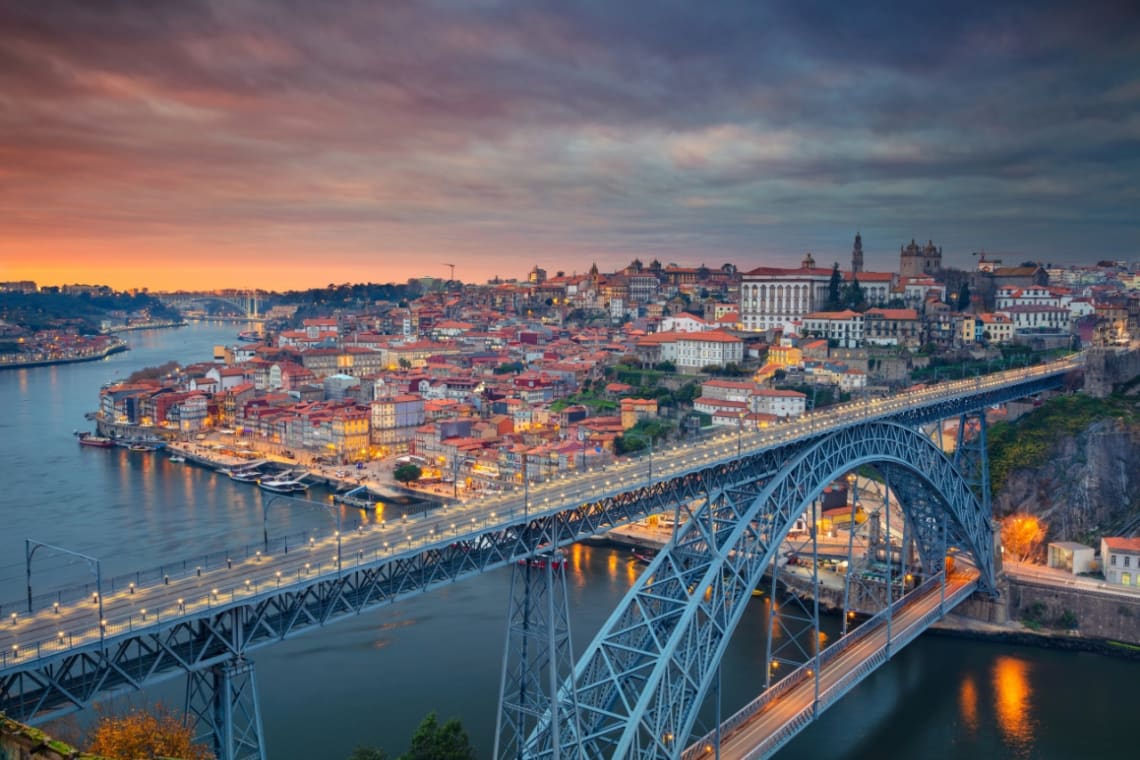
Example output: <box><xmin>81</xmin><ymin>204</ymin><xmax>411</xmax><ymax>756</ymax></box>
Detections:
<box><xmin>443</xmin><ymin>263</ymin><xmax>455</xmax><ymax>281</ymax></box>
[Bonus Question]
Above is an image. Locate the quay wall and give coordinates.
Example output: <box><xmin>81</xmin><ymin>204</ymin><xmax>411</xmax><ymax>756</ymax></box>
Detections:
<box><xmin>0</xmin><ymin>342</ymin><xmax>127</xmax><ymax>372</ymax></box>
<box><xmin>1003</xmin><ymin>575</ymin><xmax>1140</xmax><ymax>645</ymax></box>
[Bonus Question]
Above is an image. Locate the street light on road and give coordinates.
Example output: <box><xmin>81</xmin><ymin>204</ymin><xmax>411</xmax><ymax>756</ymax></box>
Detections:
<box><xmin>263</xmin><ymin>494</ymin><xmax>343</xmax><ymax>574</ymax></box>
<box><xmin>25</xmin><ymin>541</ymin><xmax>103</xmax><ymax>639</ymax></box>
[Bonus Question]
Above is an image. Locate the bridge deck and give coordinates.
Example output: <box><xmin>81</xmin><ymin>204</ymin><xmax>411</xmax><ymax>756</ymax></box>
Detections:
<box><xmin>0</xmin><ymin>358</ymin><xmax>1073</xmax><ymax>726</ymax></box>
<box><xmin>693</xmin><ymin>571</ymin><xmax>978</xmax><ymax>760</ymax></box>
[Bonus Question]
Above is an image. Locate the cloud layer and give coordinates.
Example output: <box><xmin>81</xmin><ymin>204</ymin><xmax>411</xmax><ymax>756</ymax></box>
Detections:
<box><xmin>1</xmin><ymin>0</ymin><xmax>1137</xmax><ymax>288</ymax></box>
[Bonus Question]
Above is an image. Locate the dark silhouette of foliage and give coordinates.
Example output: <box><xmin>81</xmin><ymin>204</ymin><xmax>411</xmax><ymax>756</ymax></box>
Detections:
<box><xmin>401</xmin><ymin>712</ymin><xmax>477</xmax><ymax>760</ymax></box>
<box><xmin>394</xmin><ymin>464</ymin><xmax>423</xmax><ymax>484</ymax></box>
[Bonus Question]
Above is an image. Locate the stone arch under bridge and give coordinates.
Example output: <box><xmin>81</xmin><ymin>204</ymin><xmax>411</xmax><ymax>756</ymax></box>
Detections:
<box><xmin>529</xmin><ymin>420</ymin><xmax>995</xmax><ymax>759</ymax></box>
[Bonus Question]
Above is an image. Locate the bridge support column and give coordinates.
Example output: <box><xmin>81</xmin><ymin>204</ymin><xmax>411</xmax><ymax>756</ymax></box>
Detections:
<box><xmin>185</xmin><ymin>657</ymin><xmax>266</xmax><ymax>760</ymax></box>
<box><xmin>494</xmin><ymin>544</ymin><xmax>580</xmax><ymax>759</ymax></box>
<box><xmin>765</xmin><ymin>497</ymin><xmax>823</xmax><ymax>690</ymax></box>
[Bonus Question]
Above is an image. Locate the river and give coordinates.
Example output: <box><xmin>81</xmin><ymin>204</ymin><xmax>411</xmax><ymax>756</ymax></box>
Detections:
<box><xmin>0</xmin><ymin>322</ymin><xmax>1134</xmax><ymax>759</ymax></box>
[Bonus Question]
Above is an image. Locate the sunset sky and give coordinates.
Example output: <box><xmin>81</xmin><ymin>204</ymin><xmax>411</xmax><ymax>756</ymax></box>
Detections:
<box><xmin>1</xmin><ymin>1</ymin><xmax>1137</xmax><ymax>292</ymax></box>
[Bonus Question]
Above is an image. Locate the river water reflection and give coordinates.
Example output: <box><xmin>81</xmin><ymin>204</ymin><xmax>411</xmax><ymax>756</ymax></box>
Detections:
<box><xmin>0</xmin><ymin>322</ymin><xmax>1135</xmax><ymax>758</ymax></box>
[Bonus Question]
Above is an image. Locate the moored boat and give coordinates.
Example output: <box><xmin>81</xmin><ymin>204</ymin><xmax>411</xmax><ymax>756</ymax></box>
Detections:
<box><xmin>75</xmin><ymin>431</ymin><xmax>115</xmax><ymax>448</ymax></box>
<box><xmin>168</xmin><ymin>454</ymin><xmax>187</xmax><ymax>463</ymax></box>
<box><xmin>632</xmin><ymin>549</ymin><xmax>657</xmax><ymax>565</ymax></box>
<box><xmin>258</xmin><ymin>471</ymin><xmax>309</xmax><ymax>493</ymax></box>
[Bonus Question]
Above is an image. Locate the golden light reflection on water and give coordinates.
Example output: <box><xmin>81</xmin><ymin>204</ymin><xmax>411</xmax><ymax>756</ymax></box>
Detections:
<box><xmin>569</xmin><ymin>543</ymin><xmax>584</xmax><ymax>575</ymax></box>
<box><xmin>993</xmin><ymin>655</ymin><xmax>1035</xmax><ymax>749</ymax></box>
<box><xmin>959</xmin><ymin>674</ymin><xmax>979</xmax><ymax>734</ymax></box>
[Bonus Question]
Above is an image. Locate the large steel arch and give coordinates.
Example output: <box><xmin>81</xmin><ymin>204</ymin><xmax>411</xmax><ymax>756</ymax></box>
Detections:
<box><xmin>533</xmin><ymin>420</ymin><xmax>994</xmax><ymax>758</ymax></box>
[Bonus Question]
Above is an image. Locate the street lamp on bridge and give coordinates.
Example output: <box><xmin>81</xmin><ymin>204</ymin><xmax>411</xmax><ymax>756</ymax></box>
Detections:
<box><xmin>262</xmin><ymin>494</ymin><xmax>343</xmax><ymax>574</ymax></box>
<box><xmin>25</xmin><ymin>540</ymin><xmax>103</xmax><ymax>642</ymax></box>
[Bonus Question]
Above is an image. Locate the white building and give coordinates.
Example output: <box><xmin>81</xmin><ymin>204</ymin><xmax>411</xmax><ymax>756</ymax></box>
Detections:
<box><xmin>999</xmin><ymin>305</ymin><xmax>1071</xmax><ymax>333</ymax></box>
<box><xmin>740</xmin><ymin>253</ymin><xmax>834</xmax><ymax>332</ymax></box>
<box><xmin>1101</xmin><ymin>537</ymin><xmax>1140</xmax><ymax>587</ymax></box>
<box><xmin>801</xmin><ymin>310</ymin><xmax>864</xmax><ymax>348</ymax></box>
<box><xmin>674</xmin><ymin>331</ymin><xmax>744</xmax><ymax>371</ymax></box>
<box><xmin>750</xmin><ymin>389</ymin><xmax>806</xmax><ymax>418</ymax></box>
<box><xmin>660</xmin><ymin>312</ymin><xmax>711</xmax><ymax>333</ymax></box>
<box><xmin>978</xmin><ymin>313</ymin><xmax>1014</xmax><ymax>344</ymax></box>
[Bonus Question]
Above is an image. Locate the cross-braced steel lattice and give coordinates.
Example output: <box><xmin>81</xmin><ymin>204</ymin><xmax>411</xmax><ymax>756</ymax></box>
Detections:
<box><xmin>495</xmin><ymin>539</ymin><xmax>581</xmax><ymax>760</ymax></box>
<box><xmin>185</xmin><ymin>656</ymin><xmax>265</xmax><ymax>760</ymax></box>
<box><xmin>529</xmin><ymin>420</ymin><xmax>997</xmax><ymax>758</ymax></box>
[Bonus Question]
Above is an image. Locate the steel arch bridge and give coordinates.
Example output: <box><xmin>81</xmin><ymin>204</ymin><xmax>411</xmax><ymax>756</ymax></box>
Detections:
<box><xmin>0</xmin><ymin>357</ymin><xmax>1080</xmax><ymax>759</ymax></box>
<box><xmin>153</xmin><ymin>291</ymin><xmax>261</xmax><ymax>317</ymax></box>
<box><xmin>522</xmin><ymin>420</ymin><xmax>994</xmax><ymax>759</ymax></box>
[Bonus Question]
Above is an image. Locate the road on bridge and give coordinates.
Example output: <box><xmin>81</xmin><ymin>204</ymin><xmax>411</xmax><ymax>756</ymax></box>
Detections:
<box><xmin>709</xmin><ymin>571</ymin><xmax>978</xmax><ymax>760</ymax></box>
<box><xmin>2</xmin><ymin>359</ymin><xmax>1068</xmax><ymax>670</ymax></box>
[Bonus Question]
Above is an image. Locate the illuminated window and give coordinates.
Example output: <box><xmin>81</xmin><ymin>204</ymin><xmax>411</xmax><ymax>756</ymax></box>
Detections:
<box><xmin>1124</xmin><ymin>573</ymin><xmax>1132</xmax><ymax>586</ymax></box>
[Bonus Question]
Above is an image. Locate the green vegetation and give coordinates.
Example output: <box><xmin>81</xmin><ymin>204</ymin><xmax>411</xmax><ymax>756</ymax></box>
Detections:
<box><xmin>1021</xmin><ymin>601</ymin><xmax>1047</xmax><ymax>629</ymax></box>
<box><xmin>493</xmin><ymin>361</ymin><xmax>525</xmax><ymax>375</ymax></box>
<box><xmin>1057</xmin><ymin>610</ymin><xmax>1079</xmax><ymax>630</ymax></box>
<box><xmin>549</xmin><ymin>393</ymin><xmax>617</xmax><ymax>413</ymax></box>
<box><xmin>348</xmin><ymin>712</ymin><xmax>476</xmax><ymax>760</ymax></box>
<box><xmin>701</xmin><ymin>362</ymin><xmax>749</xmax><ymax>377</ymax></box>
<box><xmin>394</xmin><ymin>464</ymin><xmax>423</xmax><ymax>484</ymax></box>
<box><xmin>615</xmin><ymin>418</ymin><xmax>677</xmax><ymax>454</ymax></box>
<box><xmin>0</xmin><ymin>291</ymin><xmax>180</xmax><ymax>333</ymax></box>
<box><xmin>988</xmin><ymin>393</ymin><xmax>1140</xmax><ymax>493</ymax></box>
<box><xmin>126</xmin><ymin>360</ymin><xmax>182</xmax><ymax>383</ymax></box>
<box><xmin>776</xmin><ymin>383</ymin><xmax>836</xmax><ymax>409</ymax></box>
<box><xmin>911</xmin><ymin>348</ymin><xmax>1041</xmax><ymax>383</ymax></box>
<box><xmin>287</xmin><ymin>282</ymin><xmax>418</xmax><ymax>310</ymax></box>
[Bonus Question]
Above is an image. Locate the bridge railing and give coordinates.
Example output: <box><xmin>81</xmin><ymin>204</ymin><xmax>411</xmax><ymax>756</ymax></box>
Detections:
<box><xmin>2</xmin><ymin>526</ymin><xmax>361</xmax><ymax>620</ymax></box>
<box><xmin>683</xmin><ymin>574</ymin><xmax>951</xmax><ymax>760</ymax></box>
<box><xmin>2</xmin><ymin>356</ymin><xmax>1077</xmax><ymax>674</ymax></box>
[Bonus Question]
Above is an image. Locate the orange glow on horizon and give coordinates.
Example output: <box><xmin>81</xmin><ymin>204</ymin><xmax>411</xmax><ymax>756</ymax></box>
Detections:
<box><xmin>1</xmin><ymin>238</ymin><xmax>590</xmax><ymax>292</ymax></box>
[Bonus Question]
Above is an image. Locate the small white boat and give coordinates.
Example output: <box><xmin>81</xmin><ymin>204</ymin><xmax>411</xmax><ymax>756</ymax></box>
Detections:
<box><xmin>168</xmin><ymin>454</ymin><xmax>186</xmax><ymax>463</ymax></box>
<box><xmin>258</xmin><ymin>471</ymin><xmax>309</xmax><ymax>493</ymax></box>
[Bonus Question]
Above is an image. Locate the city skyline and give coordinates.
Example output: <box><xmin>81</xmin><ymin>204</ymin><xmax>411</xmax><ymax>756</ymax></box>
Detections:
<box><xmin>1</xmin><ymin>1</ymin><xmax>1137</xmax><ymax>292</ymax></box>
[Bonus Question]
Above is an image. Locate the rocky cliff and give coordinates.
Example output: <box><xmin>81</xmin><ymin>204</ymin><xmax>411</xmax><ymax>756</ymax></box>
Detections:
<box><xmin>994</xmin><ymin>417</ymin><xmax>1140</xmax><ymax>541</ymax></box>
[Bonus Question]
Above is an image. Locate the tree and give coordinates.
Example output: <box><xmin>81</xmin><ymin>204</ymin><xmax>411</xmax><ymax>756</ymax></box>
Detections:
<box><xmin>1001</xmin><ymin>513</ymin><xmax>1047</xmax><ymax>562</ymax></box>
<box><xmin>86</xmin><ymin>704</ymin><xmax>214</xmax><ymax>759</ymax></box>
<box><xmin>956</xmin><ymin>282</ymin><xmax>971</xmax><ymax>311</ymax></box>
<box><xmin>842</xmin><ymin>276</ymin><xmax>864</xmax><ymax>310</ymax></box>
<box><xmin>826</xmin><ymin>263</ymin><xmax>843</xmax><ymax>310</ymax></box>
<box><xmin>400</xmin><ymin>712</ymin><xmax>476</xmax><ymax>760</ymax></box>
<box><xmin>393</xmin><ymin>464</ymin><xmax>423</xmax><ymax>484</ymax></box>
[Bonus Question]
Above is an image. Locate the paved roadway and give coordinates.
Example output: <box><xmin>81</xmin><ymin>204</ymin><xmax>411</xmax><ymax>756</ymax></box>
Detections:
<box><xmin>1</xmin><ymin>360</ymin><xmax>1072</xmax><ymax>668</ymax></box>
<box><xmin>709</xmin><ymin>571</ymin><xmax>978</xmax><ymax>760</ymax></box>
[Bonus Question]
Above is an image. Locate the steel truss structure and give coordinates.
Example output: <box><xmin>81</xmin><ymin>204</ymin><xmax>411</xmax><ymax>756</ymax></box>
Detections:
<box><xmin>0</xmin><ymin>362</ymin><xmax>1075</xmax><ymax>758</ymax></box>
<box><xmin>494</xmin><ymin>542</ymin><xmax>582</xmax><ymax>760</ymax></box>
<box><xmin>185</xmin><ymin>656</ymin><xmax>264</xmax><ymax>760</ymax></box>
<box><xmin>526</xmin><ymin>421</ymin><xmax>1001</xmax><ymax>759</ymax></box>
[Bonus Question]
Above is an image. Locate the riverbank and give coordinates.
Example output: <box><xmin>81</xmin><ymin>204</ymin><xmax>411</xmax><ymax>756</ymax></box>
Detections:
<box><xmin>0</xmin><ymin>340</ymin><xmax>127</xmax><ymax>371</ymax></box>
<box><xmin>104</xmin><ymin>320</ymin><xmax>185</xmax><ymax>333</ymax></box>
<box><xmin>930</xmin><ymin>613</ymin><xmax>1140</xmax><ymax>660</ymax></box>
<box><xmin>162</xmin><ymin>439</ymin><xmax>436</xmax><ymax>508</ymax></box>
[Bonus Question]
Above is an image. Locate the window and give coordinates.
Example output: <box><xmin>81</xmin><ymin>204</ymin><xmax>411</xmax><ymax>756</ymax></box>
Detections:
<box><xmin>1112</xmin><ymin>555</ymin><xmax>1118</xmax><ymax>566</ymax></box>
<box><xmin>1124</xmin><ymin>573</ymin><xmax>1132</xmax><ymax>586</ymax></box>
<box><xmin>1128</xmin><ymin>556</ymin><xmax>1133</xmax><ymax>568</ymax></box>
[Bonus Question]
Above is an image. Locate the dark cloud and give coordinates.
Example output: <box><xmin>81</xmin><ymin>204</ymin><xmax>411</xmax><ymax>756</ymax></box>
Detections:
<box><xmin>0</xmin><ymin>0</ymin><xmax>1137</xmax><ymax>280</ymax></box>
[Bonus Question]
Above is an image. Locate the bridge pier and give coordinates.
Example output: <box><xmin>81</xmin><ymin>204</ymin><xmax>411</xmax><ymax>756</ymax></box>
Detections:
<box><xmin>494</xmin><ymin>540</ymin><xmax>580</xmax><ymax>760</ymax></box>
<box><xmin>185</xmin><ymin>657</ymin><xmax>266</xmax><ymax>760</ymax></box>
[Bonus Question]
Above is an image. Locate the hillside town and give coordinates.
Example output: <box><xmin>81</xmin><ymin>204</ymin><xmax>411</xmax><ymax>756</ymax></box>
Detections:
<box><xmin>70</xmin><ymin>238</ymin><xmax>1139</xmax><ymax>502</ymax></box>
